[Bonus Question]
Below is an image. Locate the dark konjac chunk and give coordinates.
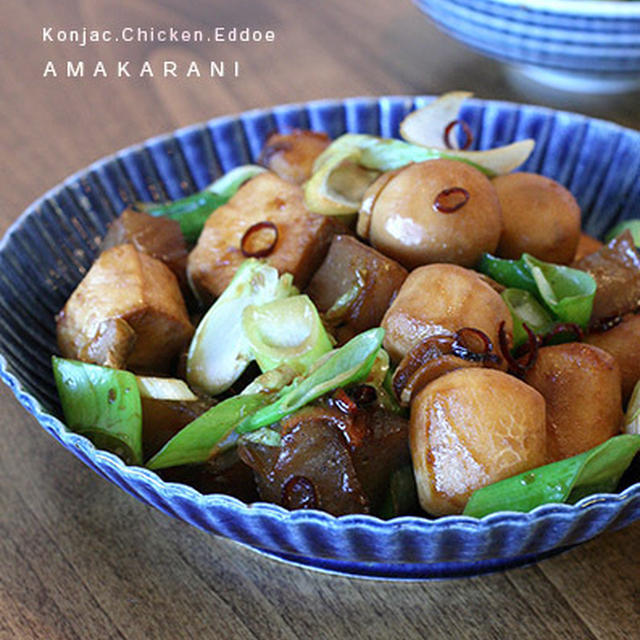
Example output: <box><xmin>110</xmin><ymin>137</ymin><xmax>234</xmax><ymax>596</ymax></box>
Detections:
<box><xmin>158</xmin><ymin>448</ymin><xmax>258</xmax><ymax>503</ymax></box>
<box><xmin>238</xmin><ymin>407</ymin><xmax>369</xmax><ymax>516</ymax></box>
<box><xmin>141</xmin><ymin>397</ymin><xmax>213</xmax><ymax>459</ymax></box>
<box><xmin>102</xmin><ymin>208</ymin><xmax>188</xmax><ymax>287</ymax></box>
<box><xmin>307</xmin><ymin>235</ymin><xmax>408</xmax><ymax>343</ymax></box>
<box><xmin>573</xmin><ymin>230</ymin><xmax>640</xmax><ymax>325</ymax></box>
<box><xmin>238</xmin><ymin>402</ymin><xmax>411</xmax><ymax>516</ymax></box>
<box><xmin>348</xmin><ymin>406</ymin><xmax>411</xmax><ymax>512</ymax></box>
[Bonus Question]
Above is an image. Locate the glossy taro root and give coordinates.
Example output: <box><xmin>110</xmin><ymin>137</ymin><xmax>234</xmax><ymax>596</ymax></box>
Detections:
<box><xmin>493</xmin><ymin>172</ymin><xmax>581</xmax><ymax>264</ymax></box>
<box><xmin>361</xmin><ymin>159</ymin><xmax>502</xmax><ymax>268</ymax></box>
<box><xmin>524</xmin><ymin>343</ymin><xmax>622</xmax><ymax>463</ymax></box>
<box><xmin>410</xmin><ymin>368</ymin><xmax>546</xmax><ymax>516</ymax></box>
<box><xmin>381</xmin><ymin>263</ymin><xmax>512</xmax><ymax>363</ymax></box>
<box><xmin>585</xmin><ymin>313</ymin><xmax>640</xmax><ymax>402</ymax></box>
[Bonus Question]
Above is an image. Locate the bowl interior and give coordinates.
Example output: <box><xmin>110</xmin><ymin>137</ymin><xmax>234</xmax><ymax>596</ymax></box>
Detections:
<box><xmin>1</xmin><ymin>96</ymin><xmax>639</xmax><ymax>579</ymax></box>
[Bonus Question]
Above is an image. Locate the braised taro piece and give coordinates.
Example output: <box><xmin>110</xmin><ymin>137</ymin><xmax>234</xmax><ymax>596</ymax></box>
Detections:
<box><xmin>410</xmin><ymin>368</ymin><xmax>546</xmax><ymax>516</ymax></box>
<box><xmin>238</xmin><ymin>400</ymin><xmax>410</xmax><ymax>516</ymax></box>
<box><xmin>586</xmin><ymin>313</ymin><xmax>640</xmax><ymax>402</ymax></box>
<box><xmin>381</xmin><ymin>263</ymin><xmax>512</xmax><ymax>363</ymax></box>
<box><xmin>187</xmin><ymin>172</ymin><xmax>340</xmax><ymax>302</ymax></box>
<box><xmin>573</xmin><ymin>230</ymin><xmax>640</xmax><ymax>326</ymax></box>
<box><xmin>306</xmin><ymin>235</ymin><xmax>407</xmax><ymax>342</ymax></box>
<box><xmin>525</xmin><ymin>343</ymin><xmax>622</xmax><ymax>462</ymax></box>
<box><xmin>493</xmin><ymin>172</ymin><xmax>581</xmax><ymax>264</ymax></box>
<box><xmin>101</xmin><ymin>208</ymin><xmax>188</xmax><ymax>287</ymax></box>
<box><xmin>57</xmin><ymin>244</ymin><xmax>193</xmax><ymax>373</ymax></box>
<box><xmin>259</xmin><ymin>129</ymin><xmax>331</xmax><ymax>185</ymax></box>
<box><xmin>359</xmin><ymin>159</ymin><xmax>502</xmax><ymax>268</ymax></box>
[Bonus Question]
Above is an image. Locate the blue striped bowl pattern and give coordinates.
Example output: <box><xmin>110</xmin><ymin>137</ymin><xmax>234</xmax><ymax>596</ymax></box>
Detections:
<box><xmin>1</xmin><ymin>96</ymin><xmax>639</xmax><ymax>579</ymax></box>
<box><xmin>414</xmin><ymin>0</ymin><xmax>640</xmax><ymax>82</ymax></box>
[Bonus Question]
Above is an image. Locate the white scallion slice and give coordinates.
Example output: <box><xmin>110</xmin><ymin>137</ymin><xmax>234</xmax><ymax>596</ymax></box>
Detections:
<box><xmin>304</xmin><ymin>147</ymin><xmax>380</xmax><ymax>215</ymax></box>
<box><xmin>186</xmin><ymin>259</ymin><xmax>297</xmax><ymax>395</ymax></box>
<box><xmin>242</xmin><ymin>294</ymin><xmax>333</xmax><ymax>374</ymax></box>
<box><xmin>399</xmin><ymin>91</ymin><xmax>473</xmax><ymax>149</ymax></box>
<box><xmin>624</xmin><ymin>380</ymin><xmax>640</xmax><ymax>435</ymax></box>
<box><xmin>136</xmin><ymin>376</ymin><xmax>199</xmax><ymax>402</ymax></box>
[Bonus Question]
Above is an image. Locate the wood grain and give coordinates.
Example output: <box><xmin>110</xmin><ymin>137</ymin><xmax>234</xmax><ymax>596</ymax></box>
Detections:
<box><xmin>1</xmin><ymin>1</ymin><xmax>639</xmax><ymax>638</ymax></box>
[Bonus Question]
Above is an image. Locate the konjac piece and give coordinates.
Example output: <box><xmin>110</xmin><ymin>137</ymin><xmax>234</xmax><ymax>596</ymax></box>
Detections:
<box><xmin>57</xmin><ymin>244</ymin><xmax>194</xmax><ymax>373</ymax></box>
<box><xmin>101</xmin><ymin>207</ymin><xmax>188</xmax><ymax>287</ymax></box>
<box><xmin>524</xmin><ymin>343</ymin><xmax>622</xmax><ymax>462</ymax></box>
<box><xmin>573</xmin><ymin>230</ymin><xmax>640</xmax><ymax>325</ymax></box>
<box><xmin>259</xmin><ymin>129</ymin><xmax>331</xmax><ymax>185</ymax></box>
<box><xmin>306</xmin><ymin>234</ymin><xmax>407</xmax><ymax>341</ymax></box>
<box><xmin>410</xmin><ymin>368</ymin><xmax>546</xmax><ymax>516</ymax></box>
<box><xmin>187</xmin><ymin>172</ymin><xmax>339</xmax><ymax>301</ymax></box>
<box><xmin>573</xmin><ymin>233</ymin><xmax>603</xmax><ymax>262</ymax></box>
<box><xmin>238</xmin><ymin>406</ymin><xmax>369</xmax><ymax>516</ymax></box>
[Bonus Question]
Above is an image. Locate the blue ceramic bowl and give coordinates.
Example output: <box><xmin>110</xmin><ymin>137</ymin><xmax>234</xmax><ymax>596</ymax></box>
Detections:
<box><xmin>1</xmin><ymin>96</ymin><xmax>639</xmax><ymax>580</ymax></box>
<box><xmin>414</xmin><ymin>0</ymin><xmax>640</xmax><ymax>93</ymax></box>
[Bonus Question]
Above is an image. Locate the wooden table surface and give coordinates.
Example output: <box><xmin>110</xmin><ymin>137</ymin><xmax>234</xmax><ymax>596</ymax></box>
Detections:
<box><xmin>1</xmin><ymin>1</ymin><xmax>639</xmax><ymax>638</ymax></box>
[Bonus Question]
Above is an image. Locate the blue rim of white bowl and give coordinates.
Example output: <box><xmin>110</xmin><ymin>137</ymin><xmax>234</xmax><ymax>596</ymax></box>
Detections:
<box><xmin>1</xmin><ymin>96</ymin><xmax>639</xmax><ymax>578</ymax></box>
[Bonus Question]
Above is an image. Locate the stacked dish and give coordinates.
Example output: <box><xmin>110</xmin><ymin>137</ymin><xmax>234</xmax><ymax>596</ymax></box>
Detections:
<box><xmin>414</xmin><ymin>0</ymin><xmax>640</xmax><ymax>93</ymax></box>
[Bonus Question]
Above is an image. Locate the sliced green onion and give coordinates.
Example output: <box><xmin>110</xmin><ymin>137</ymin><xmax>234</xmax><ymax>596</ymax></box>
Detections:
<box><xmin>240</xmin><ymin>427</ymin><xmax>282</xmax><ymax>447</ymax></box>
<box><xmin>186</xmin><ymin>259</ymin><xmax>297</xmax><ymax>396</ymax></box>
<box><xmin>236</xmin><ymin>327</ymin><xmax>385</xmax><ymax>433</ymax></box>
<box><xmin>524</xmin><ymin>254</ymin><xmax>596</xmax><ymax>328</ymax></box>
<box><xmin>52</xmin><ymin>357</ymin><xmax>143</xmax><ymax>465</ymax></box>
<box><xmin>376</xmin><ymin>465</ymin><xmax>419</xmax><ymax>519</ymax></box>
<box><xmin>604</xmin><ymin>220</ymin><xmax>640</xmax><ymax>246</ymax></box>
<box><xmin>399</xmin><ymin>91</ymin><xmax>473</xmax><ymax>149</ymax></box>
<box><xmin>501</xmin><ymin>289</ymin><xmax>555</xmax><ymax>348</ymax></box>
<box><xmin>463</xmin><ymin>434</ymin><xmax>640</xmax><ymax>518</ymax></box>
<box><xmin>138</xmin><ymin>191</ymin><xmax>228</xmax><ymax>244</ymax></box>
<box><xmin>136</xmin><ymin>165</ymin><xmax>265</xmax><ymax>243</ymax></box>
<box><xmin>304</xmin><ymin>147</ymin><xmax>379</xmax><ymax>215</ymax></box>
<box><xmin>479</xmin><ymin>253</ymin><xmax>596</xmax><ymax>329</ymax></box>
<box><xmin>205</xmin><ymin>164</ymin><xmax>266</xmax><ymax>197</ymax></box>
<box><xmin>242</xmin><ymin>295</ymin><xmax>333</xmax><ymax>374</ymax></box>
<box><xmin>136</xmin><ymin>376</ymin><xmax>198</xmax><ymax>402</ymax></box>
<box><xmin>146</xmin><ymin>392</ymin><xmax>271</xmax><ymax>470</ymax></box>
<box><xmin>624</xmin><ymin>381</ymin><xmax>640</xmax><ymax>436</ymax></box>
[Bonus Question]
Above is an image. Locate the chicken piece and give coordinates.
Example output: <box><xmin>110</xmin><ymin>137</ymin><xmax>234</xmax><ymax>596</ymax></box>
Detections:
<box><xmin>410</xmin><ymin>368</ymin><xmax>546</xmax><ymax>516</ymax></box>
<box><xmin>259</xmin><ymin>129</ymin><xmax>331</xmax><ymax>185</ymax></box>
<box><xmin>187</xmin><ymin>172</ymin><xmax>339</xmax><ymax>301</ymax></box>
<box><xmin>586</xmin><ymin>313</ymin><xmax>640</xmax><ymax>402</ymax></box>
<box><xmin>57</xmin><ymin>244</ymin><xmax>194</xmax><ymax>373</ymax></box>
<box><xmin>306</xmin><ymin>235</ymin><xmax>407</xmax><ymax>342</ymax></box>
<box><xmin>381</xmin><ymin>264</ymin><xmax>512</xmax><ymax>364</ymax></box>
<box><xmin>524</xmin><ymin>343</ymin><xmax>622</xmax><ymax>462</ymax></box>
